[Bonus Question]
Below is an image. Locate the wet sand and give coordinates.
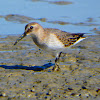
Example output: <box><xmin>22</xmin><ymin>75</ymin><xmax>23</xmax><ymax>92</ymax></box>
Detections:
<box><xmin>0</xmin><ymin>35</ymin><xmax>100</xmax><ymax>100</ymax></box>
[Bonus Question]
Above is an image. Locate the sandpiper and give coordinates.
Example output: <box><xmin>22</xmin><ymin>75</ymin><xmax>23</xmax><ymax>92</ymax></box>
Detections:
<box><xmin>14</xmin><ymin>22</ymin><xmax>86</xmax><ymax>71</ymax></box>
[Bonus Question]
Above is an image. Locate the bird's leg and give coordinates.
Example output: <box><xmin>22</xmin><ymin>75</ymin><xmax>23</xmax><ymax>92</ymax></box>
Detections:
<box><xmin>52</xmin><ymin>52</ymin><xmax>62</xmax><ymax>71</ymax></box>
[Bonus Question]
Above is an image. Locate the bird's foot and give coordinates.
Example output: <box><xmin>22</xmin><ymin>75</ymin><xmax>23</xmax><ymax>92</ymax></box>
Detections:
<box><xmin>52</xmin><ymin>63</ymin><xmax>60</xmax><ymax>71</ymax></box>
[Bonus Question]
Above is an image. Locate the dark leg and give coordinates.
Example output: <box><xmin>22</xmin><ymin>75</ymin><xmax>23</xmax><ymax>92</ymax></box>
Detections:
<box><xmin>52</xmin><ymin>52</ymin><xmax>62</xmax><ymax>71</ymax></box>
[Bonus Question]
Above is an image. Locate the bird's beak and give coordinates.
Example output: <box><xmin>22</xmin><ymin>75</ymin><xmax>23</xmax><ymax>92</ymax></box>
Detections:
<box><xmin>14</xmin><ymin>32</ymin><xmax>27</xmax><ymax>45</ymax></box>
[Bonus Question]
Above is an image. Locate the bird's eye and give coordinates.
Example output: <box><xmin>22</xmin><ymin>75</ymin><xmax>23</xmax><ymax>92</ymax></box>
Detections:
<box><xmin>30</xmin><ymin>26</ymin><xmax>33</xmax><ymax>29</ymax></box>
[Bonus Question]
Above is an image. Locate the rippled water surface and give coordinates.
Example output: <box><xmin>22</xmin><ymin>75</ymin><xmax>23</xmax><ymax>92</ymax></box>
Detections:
<box><xmin>0</xmin><ymin>0</ymin><xmax>100</xmax><ymax>35</ymax></box>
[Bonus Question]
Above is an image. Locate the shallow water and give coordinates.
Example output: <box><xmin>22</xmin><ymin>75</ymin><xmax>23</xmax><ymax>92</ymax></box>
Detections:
<box><xmin>0</xmin><ymin>0</ymin><xmax>100</xmax><ymax>35</ymax></box>
<box><xmin>0</xmin><ymin>0</ymin><xmax>100</xmax><ymax>99</ymax></box>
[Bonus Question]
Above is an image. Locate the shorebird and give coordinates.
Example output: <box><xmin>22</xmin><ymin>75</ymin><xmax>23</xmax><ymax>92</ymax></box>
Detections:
<box><xmin>14</xmin><ymin>22</ymin><xmax>86</xmax><ymax>71</ymax></box>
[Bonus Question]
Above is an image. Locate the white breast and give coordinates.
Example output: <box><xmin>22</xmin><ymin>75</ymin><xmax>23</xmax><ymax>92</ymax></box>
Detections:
<box><xmin>46</xmin><ymin>34</ymin><xmax>64</xmax><ymax>49</ymax></box>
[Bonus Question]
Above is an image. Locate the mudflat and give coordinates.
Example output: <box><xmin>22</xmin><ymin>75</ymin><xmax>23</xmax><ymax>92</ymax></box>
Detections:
<box><xmin>0</xmin><ymin>35</ymin><xmax>100</xmax><ymax>100</ymax></box>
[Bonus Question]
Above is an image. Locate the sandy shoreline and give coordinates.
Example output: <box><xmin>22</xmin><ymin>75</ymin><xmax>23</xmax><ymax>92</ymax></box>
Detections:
<box><xmin>0</xmin><ymin>35</ymin><xmax>100</xmax><ymax>99</ymax></box>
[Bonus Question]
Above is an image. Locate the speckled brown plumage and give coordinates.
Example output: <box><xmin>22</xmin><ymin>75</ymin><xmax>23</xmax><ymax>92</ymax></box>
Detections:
<box><xmin>55</xmin><ymin>33</ymin><xmax>85</xmax><ymax>47</ymax></box>
<box><xmin>44</xmin><ymin>28</ymin><xmax>85</xmax><ymax>47</ymax></box>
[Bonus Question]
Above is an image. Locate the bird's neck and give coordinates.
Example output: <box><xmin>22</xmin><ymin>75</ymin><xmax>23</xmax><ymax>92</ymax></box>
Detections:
<box><xmin>30</xmin><ymin>27</ymin><xmax>46</xmax><ymax>44</ymax></box>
